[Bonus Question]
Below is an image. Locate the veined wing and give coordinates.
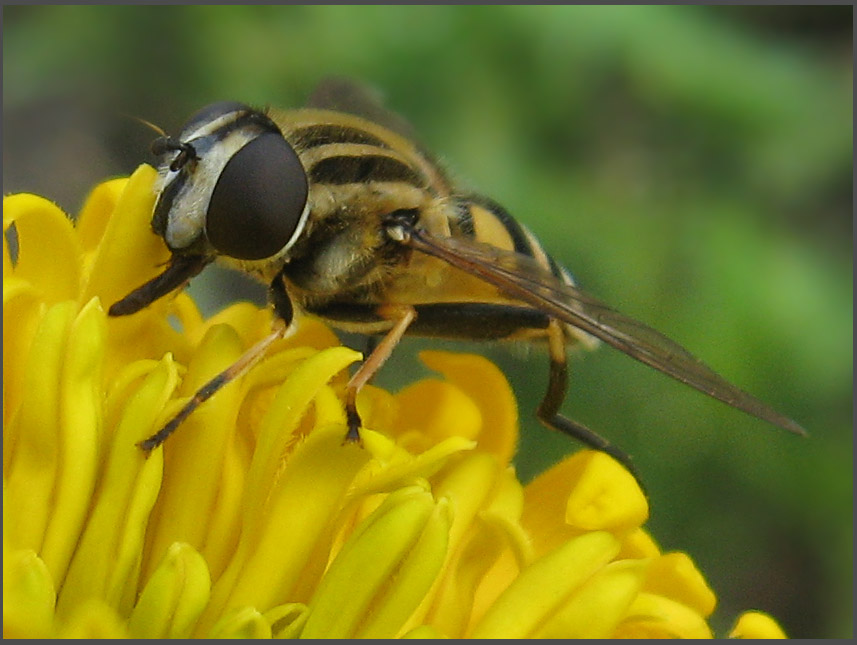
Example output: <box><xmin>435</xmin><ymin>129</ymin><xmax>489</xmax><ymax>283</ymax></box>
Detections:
<box><xmin>405</xmin><ymin>227</ymin><xmax>806</xmax><ymax>436</ymax></box>
<box><xmin>306</xmin><ymin>77</ymin><xmax>418</xmax><ymax>140</ymax></box>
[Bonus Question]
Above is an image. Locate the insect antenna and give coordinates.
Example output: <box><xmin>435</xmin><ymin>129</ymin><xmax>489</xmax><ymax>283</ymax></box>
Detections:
<box><xmin>123</xmin><ymin>113</ymin><xmax>169</xmax><ymax>138</ymax></box>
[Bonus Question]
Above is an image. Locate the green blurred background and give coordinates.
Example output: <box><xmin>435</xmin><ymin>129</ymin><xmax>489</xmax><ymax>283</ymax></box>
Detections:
<box><xmin>3</xmin><ymin>5</ymin><xmax>852</xmax><ymax>638</ymax></box>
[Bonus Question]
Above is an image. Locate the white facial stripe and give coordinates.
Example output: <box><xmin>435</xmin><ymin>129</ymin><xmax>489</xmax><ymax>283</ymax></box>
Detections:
<box><xmin>163</xmin><ymin>127</ymin><xmax>261</xmax><ymax>250</ymax></box>
<box><xmin>281</xmin><ymin>200</ymin><xmax>312</xmax><ymax>254</ymax></box>
<box><xmin>183</xmin><ymin>110</ymin><xmax>244</xmax><ymax>141</ymax></box>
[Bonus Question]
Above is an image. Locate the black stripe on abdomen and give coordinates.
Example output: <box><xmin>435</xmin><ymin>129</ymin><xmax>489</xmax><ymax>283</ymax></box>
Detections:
<box><xmin>310</xmin><ymin>301</ymin><xmax>551</xmax><ymax>340</ymax></box>
<box><xmin>466</xmin><ymin>194</ymin><xmax>533</xmax><ymax>256</ymax></box>
<box><xmin>546</xmin><ymin>253</ymin><xmax>570</xmax><ymax>283</ymax></box>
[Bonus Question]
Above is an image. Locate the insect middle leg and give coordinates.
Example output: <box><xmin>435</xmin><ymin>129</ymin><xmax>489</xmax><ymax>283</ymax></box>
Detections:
<box><xmin>344</xmin><ymin>305</ymin><xmax>417</xmax><ymax>442</ymax></box>
<box><xmin>538</xmin><ymin>320</ymin><xmax>641</xmax><ymax>483</ymax></box>
<box><xmin>136</xmin><ymin>273</ymin><xmax>295</xmax><ymax>455</ymax></box>
<box><xmin>136</xmin><ymin>317</ymin><xmax>290</xmax><ymax>455</ymax></box>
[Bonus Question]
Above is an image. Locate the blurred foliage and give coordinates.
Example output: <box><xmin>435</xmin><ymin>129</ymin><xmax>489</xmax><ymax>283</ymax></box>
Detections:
<box><xmin>3</xmin><ymin>5</ymin><xmax>852</xmax><ymax>638</ymax></box>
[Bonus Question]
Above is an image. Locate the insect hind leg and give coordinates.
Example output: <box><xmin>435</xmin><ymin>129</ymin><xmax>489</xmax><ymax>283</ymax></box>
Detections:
<box><xmin>538</xmin><ymin>321</ymin><xmax>642</xmax><ymax>486</ymax></box>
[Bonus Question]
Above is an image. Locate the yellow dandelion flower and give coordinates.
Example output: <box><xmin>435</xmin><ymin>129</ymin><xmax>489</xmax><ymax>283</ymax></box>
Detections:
<box><xmin>3</xmin><ymin>166</ymin><xmax>788</xmax><ymax>638</ymax></box>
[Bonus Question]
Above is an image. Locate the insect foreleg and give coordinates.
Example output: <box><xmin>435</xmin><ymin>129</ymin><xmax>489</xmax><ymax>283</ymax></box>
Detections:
<box><xmin>344</xmin><ymin>305</ymin><xmax>417</xmax><ymax>443</ymax></box>
<box><xmin>537</xmin><ymin>321</ymin><xmax>642</xmax><ymax>487</ymax></box>
<box><xmin>109</xmin><ymin>254</ymin><xmax>211</xmax><ymax>316</ymax></box>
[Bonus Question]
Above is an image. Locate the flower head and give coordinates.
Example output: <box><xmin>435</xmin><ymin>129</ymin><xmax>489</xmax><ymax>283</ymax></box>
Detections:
<box><xmin>3</xmin><ymin>167</ymin><xmax>787</xmax><ymax>638</ymax></box>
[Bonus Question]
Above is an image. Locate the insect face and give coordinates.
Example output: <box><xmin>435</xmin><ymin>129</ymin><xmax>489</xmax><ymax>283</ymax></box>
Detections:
<box><xmin>152</xmin><ymin>101</ymin><xmax>310</xmax><ymax>261</ymax></box>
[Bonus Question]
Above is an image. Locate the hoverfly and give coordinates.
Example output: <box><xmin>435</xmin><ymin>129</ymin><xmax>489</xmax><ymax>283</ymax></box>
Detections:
<box><xmin>110</xmin><ymin>78</ymin><xmax>805</xmax><ymax>474</ymax></box>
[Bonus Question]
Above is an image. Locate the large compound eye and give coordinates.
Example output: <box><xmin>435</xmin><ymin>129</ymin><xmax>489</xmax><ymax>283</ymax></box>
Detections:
<box><xmin>205</xmin><ymin>133</ymin><xmax>309</xmax><ymax>260</ymax></box>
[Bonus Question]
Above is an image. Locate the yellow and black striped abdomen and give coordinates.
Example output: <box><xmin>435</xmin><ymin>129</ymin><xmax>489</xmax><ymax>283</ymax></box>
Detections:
<box><xmin>360</xmin><ymin>194</ymin><xmax>598</xmax><ymax>347</ymax></box>
<box><xmin>447</xmin><ymin>195</ymin><xmax>598</xmax><ymax>347</ymax></box>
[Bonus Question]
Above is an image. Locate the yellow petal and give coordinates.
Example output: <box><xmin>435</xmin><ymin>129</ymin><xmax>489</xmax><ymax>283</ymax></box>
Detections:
<box><xmin>3</xmin><ymin>194</ymin><xmax>82</xmax><ymax>303</ymax></box>
<box><xmin>403</xmin><ymin>624</ymin><xmax>449</xmax><ymax>638</ymax></box>
<box><xmin>144</xmin><ymin>323</ymin><xmax>247</xmax><ymax>579</ymax></box>
<box><xmin>533</xmin><ymin>559</ymin><xmax>649</xmax><ymax>638</ymax></box>
<box><xmin>301</xmin><ymin>487</ymin><xmax>439</xmax><ymax>638</ymax></box>
<box><xmin>395</xmin><ymin>379</ymin><xmax>483</xmax><ymax>444</ymax></box>
<box><xmin>401</xmin><ymin>453</ymin><xmax>507</xmax><ymax>636</ymax></box>
<box><xmin>129</xmin><ymin>542</ymin><xmax>211</xmax><ymax>639</ymax></box>
<box><xmin>75</xmin><ymin>176</ymin><xmax>128</xmax><ymax>255</ymax></box>
<box><xmin>168</xmin><ymin>291</ymin><xmax>206</xmax><ymax>340</ymax></box>
<box><xmin>207</xmin><ymin>606</ymin><xmax>271</xmax><ymax>638</ymax></box>
<box><xmin>418</xmin><ymin>351</ymin><xmax>518</xmax><ymax>464</ymax></box>
<box><xmin>58</xmin><ymin>355</ymin><xmax>177</xmax><ymax>618</ymax></box>
<box><xmin>355</xmin><ymin>383</ymin><xmax>399</xmax><ymax>438</ymax></box>
<box><xmin>350</xmin><ymin>434</ymin><xmax>476</xmax><ymax>499</ymax></box>
<box><xmin>55</xmin><ymin>599</ymin><xmax>129</xmax><ymax>638</ymax></box>
<box><xmin>217</xmin><ymin>425</ymin><xmax>370</xmax><ymax>613</ymax></box>
<box><xmin>4</xmin><ymin>300</ymin><xmax>77</xmax><ymax>553</ymax></box>
<box><xmin>431</xmin><ymin>503</ymin><xmax>530</xmax><ymax>637</ymax></box>
<box><xmin>232</xmin><ymin>345</ymin><xmax>319</xmax><ymax>443</ymax></box>
<box><xmin>264</xmin><ymin>603</ymin><xmax>309</xmax><ymax>638</ymax></box>
<box><xmin>523</xmin><ymin>450</ymin><xmax>649</xmax><ymax>557</ymax></box>
<box><xmin>102</xmin><ymin>358</ymin><xmax>172</xmax><ymax>433</ymax></box>
<box><xmin>729</xmin><ymin>610</ymin><xmax>788</xmax><ymax>639</ymax></box>
<box><xmin>201</xmin><ymin>301</ymin><xmax>273</xmax><ymax>349</ymax></box>
<box><xmin>237</xmin><ymin>346</ymin><xmax>318</xmax><ymax>396</ymax></box>
<box><xmin>105</xmin><ymin>307</ymin><xmax>192</xmax><ymax>382</ymax></box>
<box><xmin>643</xmin><ymin>551</ymin><xmax>716</xmax><ymax>618</ymax></box>
<box><xmin>40</xmin><ymin>298</ymin><xmax>107</xmax><ymax>587</ymax></box>
<box><xmin>564</xmin><ymin>451</ymin><xmax>648</xmax><ymax>532</ymax></box>
<box><xmin>79</xmin><ymin>164</ymin><xmax>164</xmax><ymax>310</ymax></box>
<box><xmin>482</xmin><ymin>462</ymin><xmax>525</xmax><ymax>524</ymax></box>
<box><xmin>196</xmin><ymin>345</ymin><xmax>367</xmax><ymax>635</ymax></box>
<box><xmin>355</xmin><ymin>498</ymin><xmax>452</xmax><ymax>638</ymax></box>
<box><xmin>243</xmin><ymin>345</ymin><xmax>361</xmax><ymax>517</ymax></box>
<box><xmin>286</xmin><ymin>314</ymin><xmax>343</xmax><ymax>351</ymax></box>
<box><xmin>314</xmin><ymin>382</ymin><xmax>348</xmax><ymax>428</ymax></box>
<box><xmin>470</xmin><ymin>530</ymin><xmax>620</xmax><ymax>638</ymax></box>
<box><xmin>434</xmin><ymin>453</ymin><xmax>504</xmax><ymax>550</ymax></box>
<box><xmin>618</xmin><ymin>527</ymin><xmax>661</xmax><ymax>560</ymax></box>
<box><xmin>3</xmin><ymin>214</ymin><xmax>12</xmax><ymax>277</ymax></box>
<box><xmin>2</xmin><ymin>547</ymin><xmax>56</xmax><ymax>638</ymax></box>
<box><xmin>613</xmin><ymin>591</ymin><xmax>713</xmax><ymax>638</ymax></box>
<box><xmin>199</xmin><ymin>427</ymin><xmax>246</xmax><ymax>582</ymax></box>
<box><xmin>2</xmin><ymin>278</ymin><xmax>44</xmax><ymax>455</ymax></box>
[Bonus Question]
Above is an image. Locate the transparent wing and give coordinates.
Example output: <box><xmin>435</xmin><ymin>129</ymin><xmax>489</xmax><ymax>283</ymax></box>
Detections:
<box><xmin>306</xmin><ymin>77</ymin><xmax>418</xmax><ymax>139</ymax></box>
<box><xmin>405</xmin><ymin>227</ymin><xmax>806</xmax><ymax>436</ymax></box>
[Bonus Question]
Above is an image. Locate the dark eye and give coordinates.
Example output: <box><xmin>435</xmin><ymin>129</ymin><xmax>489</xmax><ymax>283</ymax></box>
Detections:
<box><xmin>205</xmin><ymin>133</ymin><xmax>309</xmax><ymax>260</ymax></box>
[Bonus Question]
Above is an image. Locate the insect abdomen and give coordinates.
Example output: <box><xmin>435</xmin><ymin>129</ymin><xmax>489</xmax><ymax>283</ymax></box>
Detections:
<box><xmin>456</xmin><ymin>195</ymin><xmax>598</xmax><ymax>348</ymax></box>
